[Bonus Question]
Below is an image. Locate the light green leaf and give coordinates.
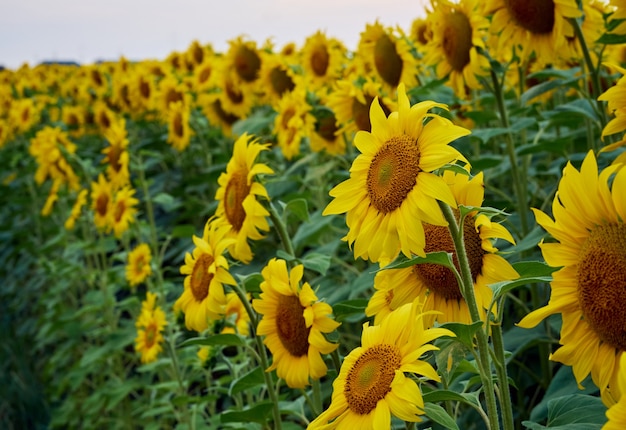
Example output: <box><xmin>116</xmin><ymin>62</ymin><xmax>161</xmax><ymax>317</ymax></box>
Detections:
<box><xmin>230</xmin><ymin>367</ymin><xmax>265</xmax><ymax>396</ymax></box>
<box><xmin>284</xmin><ymin>198</ymin><xmax>309</xmax><ymax>222</ymax></box>
<box><xmin>378</xmin><ymin>251</ymin><xmax>454</xmax><ymax>272</ymax></box>
<box><xmin>424</xmin><ymin>402</ymin><xmax>460</xmax><ymax>430</ymax></box>
<box><xmin>178</xmin><ymin>334</ymin><xmax>246</xmax><ymax>348</ymax></box>
<box><xmin>300</xmin><ymin>252</ymin><xmax>331</xmax><ymax>275</ymax></box>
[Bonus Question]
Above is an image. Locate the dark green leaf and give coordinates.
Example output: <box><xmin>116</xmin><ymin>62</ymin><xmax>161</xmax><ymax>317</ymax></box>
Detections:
<box><xmin>284</xmin><ymin>198</ymin><xmax>309</xmax><ymax>222</ymax></box>
<box><xmin>597</xmin><ymin>31</ymin><xmax>626</xmax><ymax>44</ymax></box>
<box><xmin>424</xmin><ymin>402</ymin><xmax>460</xmax><ymax>430</ymax></box>
<box><xmin>178</xmin><ymin>334</ymin><xmax>246</xmax><ymax>348</ymax></box>
<box><xmin>220</xmin><ymin>401</ymin><xmax>274</xmax><ymax>424</ymax></box>
<box><xmin>300</xmin><ymin>252</ymin><xmax>331</xmax><ymax>275</ymax></box>
<box><xmin>332</xmin><ymin>299</ymin><xmax>368</xmax><ymax>322</ymax></box>
<box><xmin>378</xmin><ymin>251</ymin><xmax>454</xmax><ymax>272</ymax></box>
<box><xmin>490</xmin><ymin>276</ymin><xmax>553</xmax><ymax>302</ymax></box>
<box><xmin>230</xmin><ymin>367</ymin><xmax>265</xmax><ymax>396</ymax></box>
<box><xmin>439</xmin><ymin>321</ymin><xmax>484</xmax><ymax>349</ymax></box>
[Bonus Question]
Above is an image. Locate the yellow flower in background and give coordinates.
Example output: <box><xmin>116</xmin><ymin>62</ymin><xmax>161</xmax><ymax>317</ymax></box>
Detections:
<box><xmin>41</xmin><ymin>178</ymin><xmax>62</xmax><ymax>217</ymax></box>
<box><xmin>64</xmin><ymin>189</ymin><xmax>88</xmax><ymax>230</ymax></box>
<box><xmin>258</xmin><ymin>51</ymin><xmax>297</xmax><ymax>108</ymax></box>
<box><xmin>485</xmin><ymin>0</ymin><xmax>581</xmax><ymax>66</ymax></box>
<box><xmin>167</xmin><ymin>101</ymin><xmax>193</xmax><ymax>152</ymax></box>
<box><xmin>221</xmin><ymin>292</ymin><xmax>251</xmax><ymax>336</ymax></box>
<box><xmin>365</xmin><ymin>171</ymin><xmax>518</xmax><ymax>325</ymax></box>
<box><xmin>29</xmin><ymin>126</ymin><xmax>80</xmax><ymax>191</ymax></box>
<box><xmin>158</xmin><ymin>75</ymin><xmax>190</xmax><ymax>119</ymax></box>
<box><xmin>9</xmin><ymin>97</ymin><xmax>40</xmax><ymax>134</ymax></box>
<box><xmin>323</xmin><ymin>83</ymin><xmax>470</xmax><ymax>264</ymax></box>
<box><xmin>93</xmin><ymin>101</ymin><xmax>117</xmax><ymax>134</ymax></box>
<box><xmin>111</xmin><ymin>186</ymin><xmax>139</xmax><ymax>238</ymax></box>
<box><xmin>101</xmin><ymin>116</ymin><xmax>130</xmax><ymax>189</ymax></box>
<box><xmin>126</xmin><ymin>243</ymin><xmax>153</xmax><ymax>287</ymax></box>
<box><xmin>273</xmin><ymin>88</ymin><xmax>316</xmax><ymax>160</ymax></box>
<box><xmin>300</xmin><ymin>31</ymin><xmax>346</xmax><ymax>92</ymax></box>
<box><xmin>356</xmin><ymin>21</ymin><xmax>419</xmax><ymax>94</ymax></box>
<box><xmin>252</xmin><ymin>258</ymin><xmax>340</xmax><ymax>389</ymax></box>
<box><xmin>91</xmin><ymin>173</ymin><xmax>114</xmax><ymax>231</ymax></box>
<box><xmin>197</xmin><ymin>92</ymin><xmax>241</xmax><ymax>138</ymax></box>
<box><xmin>424</xmin><ymin>0</ymin><xmax>490</xmax><ymax>98</ymax></box>
<box><xmin>309</xmin><ymin>300</ymin><xmax>453</xmax><ymax>429</ymax></box>
<box><xmin>224</xmin><ymin>36</ymin><xmax>263</xmax><ymax>90</ymax></box>
<box><xmin>135</xmin><ymin>292</ymin><xmax>167</xmax><ymax>364</ymax></box>
<box><xmin>191</xmin><ymin>56</ymin><xmax>218</xmax><ymax>94</ymax></box>
<box><xmin>214</xmin><ymin>133</ymin><xmax>274</xmax><ymax>263</ymax></box>
<box><xmin>327</xmin><ymin>78</ymin><xmax>396</xmax><ymax>138</ymax></box>
<box><xmin>176</xmin><ymin>219</ymin><xmax>237</xmax><ymax>332</ymax></box>
<box><xmin>213</xmin><ymin>66</ymin><xmax>257</xmax><ymax>119</ymax></box>
<box><xmin>609</xmin><ymin>0</ymin><xmax>626</xmax><ymax>34</ymax></box>
<box><xmin>61</xmin><ymin>104</ymin><xmax>86</xmax><ymax>137</ymax></box>
<box><xmin>409</xmin><ymin>17</ymin><xmax>432</xmax><ymax>51</ymax></box>
<box><xmin>518</xmin><ymin>151</ymin><xmax>626</xmax><ymax>405</ymax></box>
<box><xmin>598</xmin><ymin>63</ymin><xmax>626</xmax><ymax>165</ymax></box>
<box><xmin>605</xmin><ymin>355</ymin><xmax>626</xmax><ymax>429</ymax></box>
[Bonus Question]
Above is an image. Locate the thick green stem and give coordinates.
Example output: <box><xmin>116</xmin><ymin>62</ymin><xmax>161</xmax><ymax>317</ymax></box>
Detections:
<box><xmin>439</xmin><ymin>201</ymin><xmax>500</xmax><ymax>430</ymax></box>
<box><xmin>231</xmin><ymin>282</ymin><xmax>283</xmax><ymax>430</ymax></box>
<box><xmin>491</xmin><ymin>69</ymin><xmax>529</xmax><ymax>236</ymax></box>
<box><xmin>267</xmin><ymin>201</ymin><xmax>296</xmax><ymax>259</ymax></box>
<box><xmin>491</xmin><ymin>322</ymin><xmax>514</xmax><ymax>430</ymax></box>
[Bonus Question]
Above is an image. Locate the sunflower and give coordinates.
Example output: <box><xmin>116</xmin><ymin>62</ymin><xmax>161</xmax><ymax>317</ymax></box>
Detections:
<box><xmin>424</xmin><ymin>0</ymin><xmax>490</xmax><ymax>98</ymax></box>
<box><xmin>214</xmin><ymin>133</ymin><xmax>274</xmax><ymax>263</ymax></box>
<box><xmin>485</xmin><ymin>0</ymin><xmax>581</xmax><ymax>66</ymax></box>
<box><xmin>135</xmin><ymin>292</ymin><xmax>167</xmax><ymax>364</ymax></box>
<box><xmin>327</xmin><ymin>78</ymin><xmax>396</xmax><ymax>139</ymax></box>
<box><xmin>10</xmin><ymin>97</ymin><xmax>40</xmax><ymax>134</ymax></box>
<box><xmin>214</xmin><ymin>65</ymin><xmax>257</xmax><ymax>119</ymax></box>
<box><xmin>101</xmin><ymin>116</ymin><xmax>130</xmax><ymax>189</ymax></box>
<box><xmin>308</xmin><ymin>300</ymin><xmax>453</xmax><ymax>429</ymax></box>
<box><xmin>93</xmin><ymin>101</ymin><xmax>116</xmax><ymax>134</ymax></box>
<box><xmin>598</xmin><ymin>63</ymin><xmax>626</xmax><ymax>165</ymax></box>
<box><xmin>175</xmin><ymin>219</ymin><xmax>237</xmax><ymax>332</ymax></box>
<box><xmin>197</xmin><ymin>92</ymin><xmax>241</xmax><ymax>138</ymax></box>
<box><xmin>41</xmin><ymin>178</ymin><xmax>62</xmax><ymax>217</ymax></box>
<box><xmin>91</xmin><ymin>174</ymin><xmax>114</xmax><ymax>231</ymax></box>
<box><xmin>605</xmin><ymin>355</ymin><xmax>626</xmax><ymax>429</ymax></box>
<box><xmin>409</xmin><ymin>17</ymin><xmax>433</xmax><ymax>50</ymax></box>
<box><xmin>111</xmin><ymin>186</ymin><xmax>139</xmax><ymax>238</ymax></box>
<box><xmin>258</xmin><ymin>51</ymin><xmax>298</xmax><ymax>108</ymax></box>
<box><xmin>309</xmin><ymin>104</ymin><xmax>345</xmax><ymax>156</ymax></box>
<box><xmin>252</xmin><ymin>258</ymin><xmax>340</xmax><ymax>389</ymax></box>
<box><xmin>224</xmin><ymin>36</ymin><xmax>262</xmax><ymax>90</ymax></box>
<box><xmin>61</xmin><ymin>104</ymin><xmax>86</xmax><ymax>137</ymax></box>
<box><xmin>64</xmin><ymin>189</ymin><xmax>88</xmax><ymax>230</ymax></box>
<box><xmin>158</xmin><ymin>75</ymin><xmax>190</xmax><ymax>119</ymax></box>
<box><xmin>29</xmin><ymin>126</ymin><xmax>80</xmax><ymax>190</ymax></box>
<box><xmin>273</xmin><ymin>88</ymin><xmax>316</xmax><ymax>160</ymax></box>
<box><xmin>221</xmin><ymin>292</ymin><xmax>251</xmax><ymax>336</ymax></box>
<box><xmin>300</xmin><ymin>31</ymin><xmax>346</xmax><ymax>92</ymax></box>
<box><xmin>518</xmin><ymin>151</ymin><xmax>626</xmax><ymax>404</ymax></box>
<box><xmin>126</xmin><ymin>243</ymin><xmax>153</xmax><ymax>287</ymax></box>
<box><xmin>365</xmin><ymin>170</ymin><xmax>519</xmax><ymax>325</ymax></box>
<box><xmin>356</xmin><ymin>21</ymin><xmax>419</xmax><ymax>94</ymax></box>
<box><xmin>323</xmin><ymin>83</ymin><xmax>470</xmax><ymax>264</ymax></box>
<box><xmin>167</xmin><ymin>101</ymin><xmax>193</xmax><ymax>152</ymax></box>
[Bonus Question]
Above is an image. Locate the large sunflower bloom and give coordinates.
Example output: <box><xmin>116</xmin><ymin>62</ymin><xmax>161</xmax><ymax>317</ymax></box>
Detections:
<box><xmin>252</xmin><ymin>258</ymin><xmax>340</xmax><ymax>389</ymax></box>
<box><xmin>323</xmin><ymin>83</ymin><xmax>470</xmax><ymax>264</ymax></box>
<box><xmin>135</xmin><ymin>292</ymin><xmax>167</xmax><ymax>364</ymax></box>
<box><xmin>214</xmin><ymin>133</ymin><xmax>274</xmax><ymax>263</ymax></box>
<box><xmin>485</xmin><ymin>0</ymin><xmax>581</xmax><ymax>66</ymax></box>
<box><xmin>308</xmin><ymin>300</ymin><xmax>453</xmax><ymax>429</ymax></box>
<box><xmin>365</xmin><ymin>171</ymin><xmax>518</xmax><ymax>325</ymax></box>
<box><xmin>176</xmin><ymin>219</ymin><xmax>237</xmax><ymax>332</ymax></box>
<box><xmin>518</xmin><ymin>151</ymin><xmax>626</xmax><ymax>405</ymax></box>
<box><xmin>424</xmin><ymin>0</ymin><xmax>490</xmax><ymax>98</ymax></box>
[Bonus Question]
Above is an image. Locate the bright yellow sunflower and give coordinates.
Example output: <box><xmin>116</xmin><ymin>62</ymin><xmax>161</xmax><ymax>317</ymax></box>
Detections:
<box><xmin>273</xmin><ymin>87</ymin><xmax>316</xmax><ymax>160</ymax></box>
<box><xmin>110</xmin><ymin>186</ymin><xmax>139</xmax><ymax>238</ymax></box>
<box><xmin>224</xmin><ymin>36</ymin><xmax>263</xmax><ymax>91</ymax></box>
<box><xmin>101</xmin><ymin>116</ymin><xmax>130</xmax><ymax>189</ymax></box>
<box><xmin>518</xmin><ymin>151</ymin><xmax>626</xmax><ymax>405</ymax></box>
<box><xmin>214</xmin><ymin>133</ymin><xmax>274</xmax><ymax>263</ymax></box>
<box><xmin>327</xmin><ymin>78</ymin><xmax>397</xmax><ymax>139</ymax></box>
<box><xmin>126</xmin><ymin>243</ymin><xmax>153</xmax><ymax>287</ymax></box>
<box><xmin>135</xmin><ymin>292</ymin><xmax>167</xmax><ymax>364</ymax></box>
<box><xmin>166</xmin><ymin>100</ymin><xmax>193</xmax><ymax>152</ymax></box>
<box><xmin>91</xmin><ymin>173</ymin><xmax>114</xmax><ymax>231</ymax></box>
<box><xmin>485</xmin><ymin>0</ymin><xmax>581</xmax><ymax>66</ymax></box>
<box><xmin>175</xmin><ymin>219</ymin><xmax>237</xmax><ymax>332</ymax></box>
<box><xmin>258</xmin><ymin>50</ymin><xmax>298</xmax><ymax>108</ymax></box>
<box><xmin>323</xmin><ymin>83</ymin><xmax>470</xmax><ymax>264</ymax></box>
<box><xmin>64</xmin><ymin>189</ymin><xmax>88</xmax><ymax>230</ymax></box>
<box><xmin>300</xmin><ymin>30</ymin><xmax>346</xmax><ymax>93</ymax></box>
<box><xmin>310</xmin><ymin>98</ymin><xmax>345</xmax><ymax>156</ymax></box>
<box><xmin>424</xmin><ymin>0</ymin><xmax>490</xmax><ymax>98</ymax></box>
<box><xmin>605</xmin><ymin>355</ymin><xmax>626</xmax><ymax>429</ymax></box>
<box><xmin>365</xmin><ymin>170</ymin><xmax>519</xmax><ymax>325</ymax></box>
<box><xmin>252</xmin><ymin>258</ymin><xmax>340</xmax><ymax>389</ymax></box>
<box><xmin>9</xmin><ymin>97</ymin><xmax>40</xmax><ymax>134</ymax></box>
<box><xmin>220</xmin><ymin>292</ymin><xmax>251</xmax><ymax>336</ymax></box>
<box><xmin>214</xmin><ymin>65</ymin><xmax>257</xmax><ymax>119</ymax></box>
<box><xmin>29</xmin><ymin>126</ymin><xmax>80</xmax><ymax>191</ymax></box>
<box><xmin>308</xmin><ymin>300</ymin><xmax>453</xmax><ymax>429</ymax></box>
<box><xmin>356</xmin><ymin>21</ymin><xmax>420</xmax><ymax>95</ymax></box>
<box><xmin>197</xmin><ymin>93</ymin><xmax>241</xmax><ymax>138</ymax></box>
<box><xmin>598</xmin><ymin>63</ymin><xmax>626</xmax><ymax>165</ymax></box>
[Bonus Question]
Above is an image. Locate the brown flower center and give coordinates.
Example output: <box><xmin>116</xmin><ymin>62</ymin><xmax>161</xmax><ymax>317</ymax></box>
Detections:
<box><xmin>414</xmin><ymin>213</ymin><xmax>486</xmax><ymax>301</ymax></box>
<box><xmin>173</xmin><ymin>112</ymin><xmax>184</xmax><ymax>138</ymax></box>
<box><xmin>311</xmin><ymin>44</ymin><xmax>329</xmax><ymax>77</ymax></box>
<box><xmin>224</xmin><ymin>171</ymin><xmax>250</xmax><ymax>232</ymax></box>
<box><xmin>107</xmin><ymin>145</ymin><xmax>122</xmax><ymax>172</ymax></box>
<box><xmin>190</xmin><ymin>253</ymin><xmax>214</xmax><ymax>302</ymax></box>
<box><xmin>442</xmin><ymin>11</ymin><xmax>473</xmax><ymax>72</ymax></box>
<box><xmin>212</xmin><ymin>100</ymin><xmax>239</xmax><ymax>125</ymax></box>
<box><xmin>352</xmin><ymin>96</ymin><xmax>392</xmax><ymax>132</ymax></box>
<box><xmin>374</xmin><ymin>34</ymin><xmax>402</xmax><ymax>88</ymax></box>
<box><xmin>577</xmin><ymin>224</ymin><xmax>626</xmax><ymax>351</ymax></box>
<box><xmin>114</xmin><ymin>200</ymin><xmax>126</xmax><ymax>223</ymax></box>
<box><xmin>145</xmin><ymin>322</ymin><xmax>157</xmax><ymax>348</ymax></box>
<box><xmin>505</xmin><ymin>0</ymin><xmax>555</xmax><ymax>35</ymax></box>
<box><xmin>276</xmin><ymin>295</ymin><xmax>310</xmax><ymax>357</ymax></box>
<box><xmin>139</xmin><ymin>78</ymin><xmax>151</xmax><ymax>99</ymax></box>
<box><xmin>270</xmin><ymin>67</ymin><xmax>295</xmax><ymax>97</ymax></box>
<box><xmin>344</xmin><ymin>344</ymin><xmax>402</xmax><ymax>415</ymax></box>
<box><xmin>366</xmin><ymin>135</ymin><xmax>420</xmax><ymax>214</ymax></box>
<box><xmin>96</xmin><ymin>193</ymin><xmax>109</xmax><ymax>216</ymax></box>
<box><xmin>165</xmin><ymin>88</ymin><xmax>184</xmax><ymax>109</ymax></box>
<box><xmin>234</xmin><ymin>45</ymin><xmax>261</xmax><ymax>82</ymax></box>
<box><xmin>316</xmin><ymin>114</ymin><xmax>338</xmax><ymax>142</ymax></box>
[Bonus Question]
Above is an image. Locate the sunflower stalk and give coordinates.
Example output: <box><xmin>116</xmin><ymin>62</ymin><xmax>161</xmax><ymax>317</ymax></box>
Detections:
<box><xmin>267</xmin><ymin>200</ymin><xmax>296</xmax><ymax>260</ymax></box>
<box><xmin>438</xmin><ymin>200</ymin><xmax>501</xmax><ymax>430</ymax></box>
<box><xmin>230</xmin><ymin>280</ymin><xmax>283</xmax><ymax>430</ymax></box>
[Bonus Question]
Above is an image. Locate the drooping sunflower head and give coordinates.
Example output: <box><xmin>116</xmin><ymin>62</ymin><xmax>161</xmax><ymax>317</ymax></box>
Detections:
<box><xmin>323</xmin><ymin>83</ymin><xmax>471</xmax><ymax>264</ymax></box>
<box><xmin>309</xmin><ymin>299</ymin><xmax>453</xmax><ymax>428</ymax></box>
<box><xmin>424</xmin><ymin>0</ymin><xmax>490</xmax><ymax>97</ymax></box>
<box><xmin>252</xmin><ymin>258</ymin><xmax>340</xmax><ymax>389</ymax></box>
<box><xmin>176</xmin><ymin>219</ymin><xmax>237</xmax><ymax>332</ymax></box>
<box><xmin>214</xmin><ymin>133</ymin><xmax>274</xmax><ymax>263</ymax></box>
<box><xmin>356</xmin><ymin>21</ymin><xmax>420</xmax><ymax>93</ymax></box>
<box><xmin>518</xmin><ymin>151</ymin><xmax>626</xmax><ymax>404</ymax></box>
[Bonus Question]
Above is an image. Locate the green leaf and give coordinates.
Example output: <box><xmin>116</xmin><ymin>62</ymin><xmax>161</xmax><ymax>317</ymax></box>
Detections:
<box><xmin>597</xmin><ymin>31</ymin><xmax>626</xmax><ymax>45</ymax></box>
<box><xmin>379</xmin><ymin>251</ymin><xmax>454</xmax><ymax>272</ymax></box>
<box><xmin>424</xmin><ymin>402</ymin><xmax>460</xmax><ymax>430</ymax></box>
<box><xmin>439</xmin><ymin>321</ymin><xmax>483</xmax><ymax>349</ymax></box>
<box><xmin>178</xmin><ymin>333</ymin><xmax>246</xmax><ymax>348</ymax></box>
<box><xmin>489</xmin><ymin>275</ymin><xmax>553</xmax><ymax>302</ymax></box>
<box><xmin>152</xmin><ymin>192</ymin><xmax>182</xmax><ymax>212</ymax></box>
<box><xmin>283</xmin><ymin>198</ymin><xmax>309</xmax><ymax>222</ymax></box>
<box><xmin>230</xmin><ymin>367</ymin><xmax>265</xmax><ymax>396</ymax></box>
<box><xmin>171</xmin><ymin>224</ymin><xmax>195</xmax><ymax>239</ymax></box>
<box><xmin>300</xmin><ymin>252</ymin><xmax>331</xmax><ymax>275</ymax></box>
<box><xmin>332</xmin><ymin>299</ymin><xmax>368</xmax><ymax>322</ymax></box>
<box><xmin>512</xmin><ymin>261</ymin><xmax>558</xmax><ymax>278</ymax></box>
<box><xmin>220</xmin><ymin>401</ymin><xmax>274</xmax><ymax>424</ymax></box>
<box><xmin>423</xmin><ymin>389</ymin><xmax>481</xmax><ymax>409</ymax></box>
<box><xmin>523</xmin><ymin>394</ymin><xmax>606</xmax><ymax>430</ymax></box>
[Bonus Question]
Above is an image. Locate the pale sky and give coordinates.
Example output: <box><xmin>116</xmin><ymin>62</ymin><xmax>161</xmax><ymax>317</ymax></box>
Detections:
<box><xmin>1</xmin><ymin>0</ymin><xmax>428</xmax><ymax>70</ymax></box>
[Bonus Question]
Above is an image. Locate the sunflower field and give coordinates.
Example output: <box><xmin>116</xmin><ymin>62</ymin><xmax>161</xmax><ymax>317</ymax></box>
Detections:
<box><xmin>3</xmin><ymin>1</ymin><xmax>626</xmax><ymax>429</ymax></box>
